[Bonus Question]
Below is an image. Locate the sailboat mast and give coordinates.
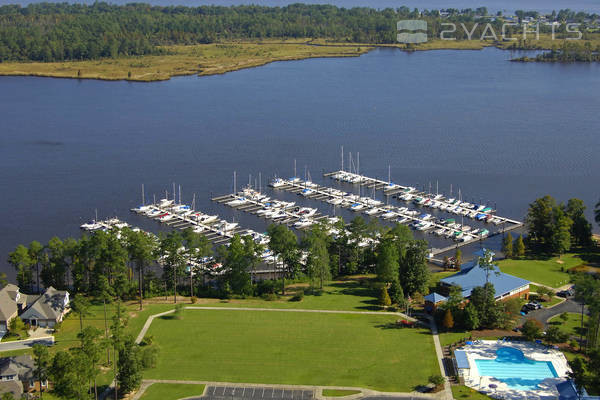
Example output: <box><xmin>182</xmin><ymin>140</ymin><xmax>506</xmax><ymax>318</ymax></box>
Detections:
<box><xmin>233</xmin><ymin>171</ymin><xmax>237</xmax><ymax>194</ymax></box>
<box><xmin>179</xmin><ymin>185</ymin><xmax>181</xmax><ymax>205</ymax></box>
<box><xmin>357</xmin><ymin>152</ymin><xmax>360</xmax><ymax>176</ymax></box>
<box><xmin>259</xmin><ymin>172</ymin><xmax>262</xmax><ymax>193</ymax></box>
<box><xmin>141</xmin><ymin>184</ymin><xmax>145</xmax><ymax>206</ymax></box>
<box><xmin>341</xmin><ymin>145</ymin><xmax>344</xmax><ymax>172</ymax></box>
<box><xmin>388</xmin><ymin>165</ymin><xmax>391</xmax><ymax>184</ymax></box>
<box><xmin>294</xmin><ymin>159</ymin><xmax>297</xmax><ymax>178</ymax></box>
<box><xmin>172</xmin><ymin>182</ymin><xmax>176</xmax><ymax>202</ymax></box>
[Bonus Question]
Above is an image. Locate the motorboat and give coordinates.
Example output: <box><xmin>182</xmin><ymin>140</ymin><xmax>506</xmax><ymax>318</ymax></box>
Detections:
<box><xmin>269</xmin><ymin>178</ymin><xmax>287</xmax><ymax>188</ymax></box>
<box><xmin>350</xmin><ymin>203</ymin><xmax>365</xmax><ymax>212</ymax></box>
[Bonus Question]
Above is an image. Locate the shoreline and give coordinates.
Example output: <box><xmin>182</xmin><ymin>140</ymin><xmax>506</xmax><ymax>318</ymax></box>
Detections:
<box><xmin>0</xmin><ymin>39</ymin><xmax>592</xmax><ymax>83</ymax></box>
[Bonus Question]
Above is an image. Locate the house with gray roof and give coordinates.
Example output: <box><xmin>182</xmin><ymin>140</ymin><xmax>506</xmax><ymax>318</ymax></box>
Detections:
<box><xmin>439</xmin><ymin>249</ymin><xmax>530</xmax><ymax>301</ymax></box>
<box><xmin>20</xmin><ymin>287</ymin><xmax>69</xmax><ymax>328</ymax></box>
<box><xmin>0</xmin><ymin>355</ymin><xmax>40</xmax><ymax>398</ymax></box>
<box><xmin>0</xmin><ymin>284</ymin><xmax>20</xmax><ymax>332</ymax></box>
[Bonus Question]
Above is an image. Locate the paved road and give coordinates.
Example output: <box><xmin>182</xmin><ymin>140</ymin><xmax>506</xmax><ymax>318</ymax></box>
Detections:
<box><xmin>525</xmin><ymin>299</ymin><xmax>588</xmax><ymax>328</ymax></box>
<box><xmin>0</xmin><ymin>336</ymin><xmax>54</xmax><ymax>352</ymax></box>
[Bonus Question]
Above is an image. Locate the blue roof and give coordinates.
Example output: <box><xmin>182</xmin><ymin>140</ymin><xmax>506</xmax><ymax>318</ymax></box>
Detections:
<box><xmin>556</xmin><ymin>380</ymin><xmax>580</xmax><ymax>400</ymax></box>
<box><xmin>440</xmin><ymin>257</ymin><xmax>530</xmax><ymax>299</ymax></box>
<box><xmin>424</xmin><ymin>292</ymin><xmax>447</xmax><ymax>303</ymax></box>
<box><xmin>454</xmin><ymin>350</ymin><xmax>470</xmax><ymax>369</ymax></box>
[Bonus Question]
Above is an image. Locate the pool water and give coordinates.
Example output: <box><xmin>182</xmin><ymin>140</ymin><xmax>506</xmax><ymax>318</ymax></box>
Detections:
<box><xmin>474</xmin><ymin>347</ymin><xmax>559</xmax><ymax>391</ymax></box>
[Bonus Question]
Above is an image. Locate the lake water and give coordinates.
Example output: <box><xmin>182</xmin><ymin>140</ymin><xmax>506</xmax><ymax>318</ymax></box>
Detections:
<box><xmin>1</xmin><ymin>47</ymin><xmax>599</xmax><ymax>281</ymax></box>
<box><xmin>4</xmin><ymin>0</ymin><xmax>600</xmax><ymax>13</ymax></box>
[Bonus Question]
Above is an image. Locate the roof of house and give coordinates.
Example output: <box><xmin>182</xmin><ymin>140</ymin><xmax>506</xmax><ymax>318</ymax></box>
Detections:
<box><xmin>0</xmin><ymin>356</ymin><xmax>33</xmax><ymax>398</ymax></box>
<box><xmin>424</xmin><ymin>292</ymin><xmax>448</xmax><ymax>303</ymax></box>
<box><xmin>440</xmin><ymin>250</ymin><xmax>530</xmax><ymax>299</ymax></box>
<box><xmin>0</xmin><ymin>355</ymin><xmax>34</xmax><ymax>379</ymax></box>
<box><xmin>0</xmin><ymin>286</ymin><xmax>18</xmax><ymax>322</ymax></box>
<box><xmin>3</xmin><ymin>284</ymin><xmax>19</xmax><ymax>301</ymax></box>
<box><xmin>0</xmin><ymin>379</ymin><xmax>23</xmax><ymax>398</ymax></box>
<box><xmin>20</xmin><ymin>287</ymin><xmax>69</xmax><ymax>322</ymax></box>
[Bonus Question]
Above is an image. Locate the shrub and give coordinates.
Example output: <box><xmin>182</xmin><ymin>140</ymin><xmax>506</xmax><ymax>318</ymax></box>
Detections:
<box><xmin>428</xmin><ymin>374</ymin><xmax>445</xmax><ymax>386</ymax></box>
<box><xmin>378</xmin><ymin>286</ymin><xmax>391</xmax><ymax>307</ymax></box>
<box><xmin>190</xmin><ymin>296</ymin><xmax>198</xmax><ymax>304</ymax></box>
<box><xmin>289</xmin><ymin>292</ymin><xmax>304</xmax><ymax>302</ymax></box>
<box><xmin>174</xmin><ymin>304</ymin><xmax>184</xmax><ymax>320</ymax></box>
<box><xmin>521</xmin><ymin>319</ymin><xmax>543</xmax><ymax>341</ymax></box>
<box><xmin>261</xmin><ymin>293</ymin><xmax>278</xmax><ymax>301</ymax></box>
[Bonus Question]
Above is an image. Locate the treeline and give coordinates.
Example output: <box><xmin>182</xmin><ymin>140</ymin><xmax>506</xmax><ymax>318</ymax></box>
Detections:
<box><xmin>6</xmin><ymin>215</ymin><xmax>429</xmax><ymax>306</ymax></box>
<box><xmin>525</xmin><ymin>196</ymin><xmax>594</xmax><ymax>255</ymax></box>
<box><xmin>3</xmin><ymin>2</ymin><xmax>594</xmax><ymax>63</ymax></box>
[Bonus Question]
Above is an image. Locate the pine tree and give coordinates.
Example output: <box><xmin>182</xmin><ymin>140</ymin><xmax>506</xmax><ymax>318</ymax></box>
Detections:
<box><xmin>443</xmin><ymin>308</ymin><xmax>454</xmax><ymax>330</ymax></box>
<box><xmin>515</xmin><ymin>235</ymin><xmax>526</xmax><ymax>258</ymax></box>
<box><xmin>379</xmin><ymin>286</ymin><xmax>391</xmax><ymax>307</ymax></box>
<box><xmin>389</xmin><ymin>280</ymin><xmax>405</xmax><ymax>307</ymax></box>
<box><xmin>502</xmin><ymin>232</ymin><xmax>513</xmax><ymax>258</ymax></box>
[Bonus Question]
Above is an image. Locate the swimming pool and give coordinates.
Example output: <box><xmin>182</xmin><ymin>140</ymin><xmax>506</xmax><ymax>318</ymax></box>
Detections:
<box><xmin>474</xmin><ymin>347</ymin><xmax>559</xmax><ymax>391</ymax></box>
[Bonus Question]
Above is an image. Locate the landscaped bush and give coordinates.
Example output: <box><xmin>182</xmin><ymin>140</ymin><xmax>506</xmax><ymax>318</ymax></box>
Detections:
<box><xmin>289</xmin><ymin>292</ymin><xmax>304</xmax><ymax>302</ymax></box>
<box><xmin>261</xmin><ymin>293</ymin><xmax>279</xmax><ymax>301</ymax></box>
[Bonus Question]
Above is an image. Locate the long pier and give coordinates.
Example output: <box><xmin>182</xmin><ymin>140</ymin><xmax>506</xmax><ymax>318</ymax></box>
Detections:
<box><xmin>267</xmin><ymin>177</ymin><xmax>522</xmax><ymax>255</ymax></box>
<box><xmin>324</xmin><ymin>170</ymin><xmax>523</xmax><ymax>226</ymax></box>
<box><xmin>211</xmin><ymin>192</ymin><xmax>331</xmax><ymax>230</ymax></box>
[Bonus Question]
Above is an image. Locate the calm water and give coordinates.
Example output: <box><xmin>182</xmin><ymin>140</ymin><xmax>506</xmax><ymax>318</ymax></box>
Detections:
<box><xmin>4</xmin><ymin>0</ymin><xmax>600</xmax><ymax>13</ymax></box>
<box><xmin>1</xmin><ymin>47</ymin><xmax>599</xmax><ymax>281</ymax></box>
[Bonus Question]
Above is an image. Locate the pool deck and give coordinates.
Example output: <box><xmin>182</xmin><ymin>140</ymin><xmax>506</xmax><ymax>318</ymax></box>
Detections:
<box><xmin>457</xmin><ymin>340</ymin><xmax>570</xmax><ymax>400</ymax></box>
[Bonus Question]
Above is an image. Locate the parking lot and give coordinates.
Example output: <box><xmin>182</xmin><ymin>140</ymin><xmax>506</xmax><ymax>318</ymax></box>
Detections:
<box><xmin>189</xmin><ymin>385</ymin><xmax>315</xmax><ymax>400</ymax></box>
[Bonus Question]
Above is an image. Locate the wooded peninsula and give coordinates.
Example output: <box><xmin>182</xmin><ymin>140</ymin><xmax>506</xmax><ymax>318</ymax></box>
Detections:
<box><xmin>1</xmin><ymin>3</ymin><xmax>599</xmax><ymax>81</ymax></box>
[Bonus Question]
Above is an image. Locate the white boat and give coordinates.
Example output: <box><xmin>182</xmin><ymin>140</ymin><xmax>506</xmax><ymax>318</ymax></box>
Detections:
<box><xmin>146</xmin><ymin>209</ymin><xmax>161</xmax><ymax>217</ymax></box>
<box><xmin>158</xmin><ymin>213</ymin><xmax>173</xmax><ymax>222</ymax></box>
<box><xmin>297</xmin><ymin>207</ymin><xmax>317</xmax><ymax>217</ymax></box>
<box><xmin>193</xmin><ymin>226</ymin><xmax>205</xmax><ymax>233</ymax></box>
<box><xmin>270</xmin><ymin>210</ymin><xmax>288</xmax><ymax>220</ymax></box>
<box><xmin>364</xmin><ymin>207</ymin><xmax>381</xmax><ymax>215</ymax></box>
<box><xmin>300</xmin><ymin>188</ymin><xmax>314</xmax><ymax>197</ymax></box>
<box><xmin>461</xmin><ymin>225</ymin><xmax>472</xmax><ymax>232</ymax></box>
<box><xmin>293</xmin><ymin>218</ymin><xmax>313</xmax><ymax>229</ymax></box>
<box><xmin>434</xmin><ymin>228</ymin><xmax>446</xmax><ymax>236</ymax></box>
<box><xmin>131</xmin><ymin>205</ymin><xmax>151</xmax><ymax>214</ymax></box>
<box><xmin>269</xmin><ymin>178</ymin><xmax>287</xmax><ymax>188</ymax></box>
<box><xmin>327</xmin><ymin>197</ymin><xmax>343</xmax><ymax>205</ymax></box>
<box><xmin>227</xmin><ymin>197</ymin><xmax>247</xmax><ymax>206</ymax></box>
<box><xmin>381</xmin><ymin>211</ymin><xmax>397</xmax><ymax>219</ymax></box>
<box><xmin>80</xmin><ymin>220</ymin><xmax>103</xmax><ymax>231</ymax></box>
<box><xmin>217</xmin><ymin>221</ymin><xmax>238</xmax><ymax>232</ymax></box>
<box><xmin>158</xmin><ymin>198</ymin><xmax>174</xmax><ymax>207</ymax></box>
<box><xmin>350</xmin><ymin>203</ymin><xmax>365</xmax><ymax>212</ymax></box>
<box><xmin>417</xmin><ymin>222</ymin><xmax>433</xmax><ymax>231</ymax></box>
<box><xmin>461</xmin><ymin>234</ymin><xmax>474</xmax><ymax>242</ymax></box>
<box><xmin>196</xmin><ymin>214</ymin><xmax>218</xmax><ymax>224</ymax></box>
<box><xmin>396</xmin><ymin>217</ymin><xmax>410</xmax><ymax>224</ymax></box>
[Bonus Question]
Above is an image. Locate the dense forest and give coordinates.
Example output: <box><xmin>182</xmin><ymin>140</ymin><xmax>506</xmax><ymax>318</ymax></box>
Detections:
<box><xmin>1</xmin><ymin>2</ymin><xmax>597</xmax><ymax>63</ymax></box>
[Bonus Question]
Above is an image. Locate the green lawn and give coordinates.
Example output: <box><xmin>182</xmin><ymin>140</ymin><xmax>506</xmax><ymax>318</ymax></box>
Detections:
<box><xmin>496</xmin><ymin>255</ymin><xmax>580</xmax><ymax>288</ymax></box>
<box><xmin>451</xmin><ymin>385</ymin><xmax>493</xmax><ymax>400</ymax></box>
<box><xmin>197</xmin><ymin>280</ymin><xmax>383</xmax><ymax>312</ymax></box>
<box><xmin>548</xmin><ymin>312</ymin><xmax>589</xmax><ymax>337</ymax></box>
<box><xmin>140</xmin><ymin>383</ymin><xmax>206</xmax><ymax>400</ymax></box>
<box><xmin>145</xmin><ymin>308</ymin><xmax>438</xmax><ymax>392</ymax></box>
<box><xmin>322</xmin><ymin>389</ymin><xmax>362</xmax><ymax>397</ymax></box>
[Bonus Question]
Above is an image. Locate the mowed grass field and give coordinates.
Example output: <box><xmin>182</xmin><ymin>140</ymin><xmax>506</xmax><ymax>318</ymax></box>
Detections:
<box><xmin>144</xmin><ymin>308</ymin><xmax>438</xmax><ymax>392</ymax></box>
<box><xmin>496</xmin><ymin>255</ymin><xmax>578</xmax><ymax>288</ymax></box>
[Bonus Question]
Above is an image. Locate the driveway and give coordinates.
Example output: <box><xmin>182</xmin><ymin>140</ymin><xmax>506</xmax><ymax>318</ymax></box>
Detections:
<box><xmin>524</xmin><ymin>299</ymin><xmax>588</xmax><ymax>328</ymax></box>
<box><xmin>0</xmin><ymin>336</ymin><xmax>54</xmax><ymax>352</ymax></box>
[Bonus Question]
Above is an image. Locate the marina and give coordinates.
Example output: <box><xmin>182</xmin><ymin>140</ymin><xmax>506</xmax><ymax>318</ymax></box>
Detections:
<box><xmin>267</xmin><ymin>173</ymin><xmax>523</xmax><ymax>256</ymax></box>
